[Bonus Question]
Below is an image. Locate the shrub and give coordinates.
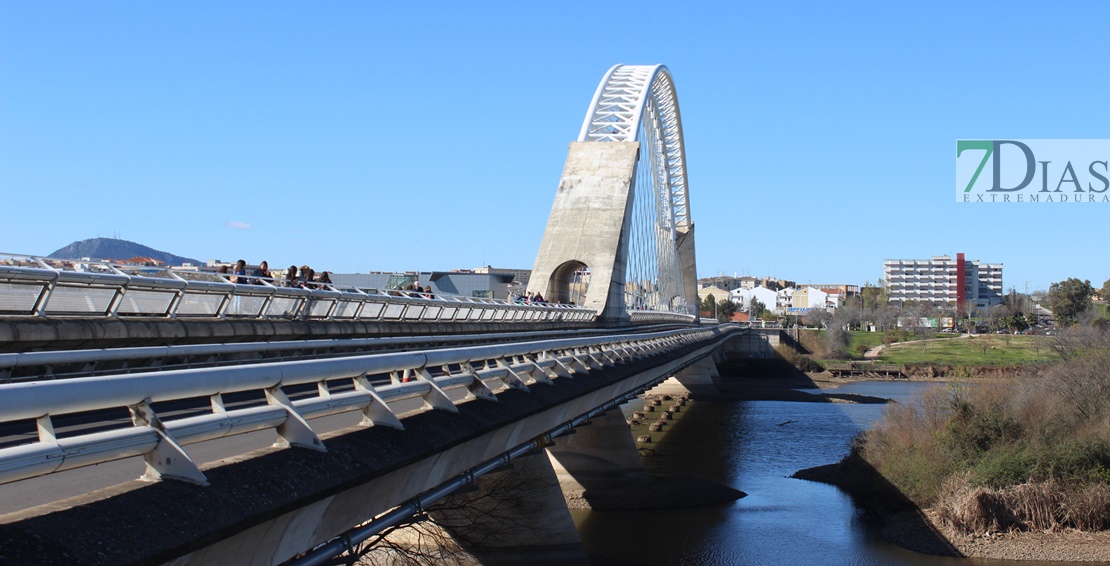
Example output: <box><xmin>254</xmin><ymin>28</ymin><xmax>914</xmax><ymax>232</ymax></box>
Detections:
<box><xmin>883</xmin><ymin>328</ymin><xmax>910</xmax><ymax>345</ymax></box>
<box><xmin>938</xmin><ymin>475</ymin><xmax>1110</xmax><ymax>533</ymax></box>
<box><xmin>856</xmin><ymin>392</ymin><xmax>954</xmax><ymax>505</ymax></box>
<box><xmin>1034</xmin><ymin>437</ymin><xmax>1110</xmax><ymax>483</ymax></box>
<box><xmin>777</xmin><ymin>346</ymin><xmax>824</xmax><ymax>372</ymax></box>
<box><xmin>855</xmin><ymin>333</ymin><xmax>1110</xmax><ymax>533</ymax></box>
<box><xmin>970</xmin><ymin>444</ymin><xmax>1035</xmax><ymax>488</ymax></box>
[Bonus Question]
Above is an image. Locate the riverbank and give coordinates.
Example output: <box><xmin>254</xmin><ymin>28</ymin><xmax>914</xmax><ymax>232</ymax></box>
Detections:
<box><xmin>794</xmin><ymin>459</ymin><xmax>1110</xmax><ymax>562</ymax></box>
<box><xmin>714</xmin><ymin>356</ymin><xmax>1109</xmax><ymax>561</ymax></box>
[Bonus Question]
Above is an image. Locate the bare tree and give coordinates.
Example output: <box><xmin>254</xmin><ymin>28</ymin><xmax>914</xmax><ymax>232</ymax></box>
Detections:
<box><xmin>803</xmin><ymin>308</ymin><xmax>830</xmax><ymax>328</ymax></box>
<box><xmin>1043</xmin><ymin>327</ymin><xmax>1110</xmax><ymax>423</ymax></box>
<box><xmin>352</xmin><ymin>458</ymin><xmax>563</xmax><ymax>566</ymax></box>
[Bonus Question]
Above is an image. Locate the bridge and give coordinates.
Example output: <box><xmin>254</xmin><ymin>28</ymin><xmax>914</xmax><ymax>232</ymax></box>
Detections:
<box><xmin>0</xmin><ymin>65</ymin><xmax>767</xmax><ymax>565</ymax></box>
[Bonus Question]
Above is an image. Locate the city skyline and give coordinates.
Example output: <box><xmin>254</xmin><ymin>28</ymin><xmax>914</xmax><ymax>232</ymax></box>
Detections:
<box><xmin>3</xmin><ymin>2</ymin><xmax>1108</xmax><ymax>293</ymax></box>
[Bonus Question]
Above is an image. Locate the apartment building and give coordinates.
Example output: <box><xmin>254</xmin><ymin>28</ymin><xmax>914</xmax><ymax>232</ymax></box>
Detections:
<box><xmin>883</xmin><ymin>253</ymin><xmax>1003</xmax><ymax>309</ymax></box>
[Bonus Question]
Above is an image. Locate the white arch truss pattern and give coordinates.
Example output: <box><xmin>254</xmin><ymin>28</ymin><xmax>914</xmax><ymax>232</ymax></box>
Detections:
<box><xmin>578</xmin><ymin>64</ymin><xmax>692</xmax><ymax>315</ymax></box>
<box><xmin>578</xmin><ymin>65</ymin><xmax>690</xmax><ymax>230</ymax></box>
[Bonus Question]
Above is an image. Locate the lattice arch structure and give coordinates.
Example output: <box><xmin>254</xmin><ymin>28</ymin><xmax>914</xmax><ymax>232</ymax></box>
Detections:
<box><xmin>578</xmin><ymin>65</ymin><xmax>690</xmax><ymax>231</ymax></box>
<box><xmin>529</xmin><ymin>64</ymin><xmax>698</xmax><ymax>323</ymax></box>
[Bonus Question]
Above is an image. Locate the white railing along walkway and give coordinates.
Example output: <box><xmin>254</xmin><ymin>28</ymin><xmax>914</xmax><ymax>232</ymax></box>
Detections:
<box><xmin>0</xmin><ymin>254</ymin><xmax>595</xmax><ymax>323</ymax></box>
<box><xmin>0</xmin><ymin>325</ymin><xmax>738</xmax><ymax>487</ymax></box>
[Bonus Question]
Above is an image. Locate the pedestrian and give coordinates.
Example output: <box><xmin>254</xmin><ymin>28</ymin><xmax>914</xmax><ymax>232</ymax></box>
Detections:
<box><xmin>254</xmin><ymin>261</ymin><xmax>271</xmax><ymax>284</ymax></box>
<box><xmin>230</xmin><ymin>259</ymin><xmax>247</xmax><ymax>284</ymax></box>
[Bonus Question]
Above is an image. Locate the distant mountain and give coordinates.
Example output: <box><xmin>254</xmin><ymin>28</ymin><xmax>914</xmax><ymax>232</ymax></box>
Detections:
<box><xmin>48</xmin><ymin>238</ymin><xmax>201</xmax><ymax>266</ymax></box>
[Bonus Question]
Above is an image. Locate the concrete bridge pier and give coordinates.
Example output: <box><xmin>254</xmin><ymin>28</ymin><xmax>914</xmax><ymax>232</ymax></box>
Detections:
<box><xmin>648</xmin><ymin>356</ymin><xmax>721</xmax><ymax>396</ymax></box>
<box><xmin>718</xmin><ymin>328</ymin><xmax>779</xmax><ymax>359</ymax></box>
<box><xmin>545</xmin><ymin>408</ymin><xmax>650</xmax><ymax>497</ymax></box>
<box><xmin>379</xmin><ymin>451</ymin><xmax>589</xmax><ymax>565</ymax></box>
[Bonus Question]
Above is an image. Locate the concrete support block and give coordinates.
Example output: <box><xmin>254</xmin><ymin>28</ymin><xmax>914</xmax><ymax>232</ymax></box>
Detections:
<box><xmin>378</xmin><ymin>451</ymin><xmax>589</xmax><ymax>565</ymax></box>
<box><xmin>649</xmin><ymin>356</ymin><xmax>719</xmax><ymax>396</ymax></box>
<box><xmin>718</xmin><ymin>329</ymin><xmax>778</xmax><ymax>360</ymax></box>
<box><xmin>675</xmin><ymin>223</ymin><xmax>699</xmax><ymax>317</ymax></box>
<box><xmin>546</xmin><ymin>408</ymin><xmax>648</xmax><ymax>491</ymax></box>
<box><xmin>527</xmin><ymin>142</ymin><xmax>641</xmax><ymax>323</ymax></box>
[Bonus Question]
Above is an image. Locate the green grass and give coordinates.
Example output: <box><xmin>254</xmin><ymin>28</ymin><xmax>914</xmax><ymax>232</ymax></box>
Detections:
<box><xmin>877</xmin><ymin>334</ymin><xmax>1059</xmax><ymax>366</ymax></box>
<box><xmin>809</xmin><ymin>330</ymin><xmax>958</xmax><ymax>363</ymax></box>
<box><xmin>848</xmin><ymin>331</ymin><xmax>887</xmax><ymax>352</ymax></box>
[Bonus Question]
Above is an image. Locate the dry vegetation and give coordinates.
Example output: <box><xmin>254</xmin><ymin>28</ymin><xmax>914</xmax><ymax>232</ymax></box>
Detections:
<box><xmin>856</xmin><ymin>326</ymin><xmax>1110</xmax><ymax>534</ymax></box>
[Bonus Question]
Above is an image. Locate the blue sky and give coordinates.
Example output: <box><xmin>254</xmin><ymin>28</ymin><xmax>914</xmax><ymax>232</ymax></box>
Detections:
<box><xmin>2</xmin><ymin>2</ymin><xmax>1107</xmax><ymax>292</ymax></box>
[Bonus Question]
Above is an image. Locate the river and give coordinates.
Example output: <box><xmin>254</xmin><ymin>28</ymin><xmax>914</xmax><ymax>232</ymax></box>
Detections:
<box><xmin>570</xmin><ymin>381</ymin><xmax>1076</xmax><ymax>566</ymax></box>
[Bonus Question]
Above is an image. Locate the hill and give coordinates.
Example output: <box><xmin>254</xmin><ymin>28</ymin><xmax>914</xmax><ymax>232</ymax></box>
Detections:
<box><xmin>48</xmin><ymin>238</ymin><xmax>201</xmax><ymax>266</ymax></box>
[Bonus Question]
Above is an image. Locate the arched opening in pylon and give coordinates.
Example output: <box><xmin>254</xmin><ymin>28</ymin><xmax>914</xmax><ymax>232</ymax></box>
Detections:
<box><xmin>548</xmin><ymin>261</ymin><xmax>590</xmax><ymax>306</ymax></box>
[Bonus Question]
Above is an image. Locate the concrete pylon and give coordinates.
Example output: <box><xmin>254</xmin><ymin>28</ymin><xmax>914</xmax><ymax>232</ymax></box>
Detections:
<box><xmin>528</xmin><ymin>141</ymin><xmax>640</xmax><ymax>324</ymax></box>
<box><xmin>675</xmin><ymin>223</ymin><xmax>699</xmax><ymax>321</ymax></box>
<box><xmin>648</xmin><ymin>356</ymin><xmax>720</xmax><ymax>396</ymax></box>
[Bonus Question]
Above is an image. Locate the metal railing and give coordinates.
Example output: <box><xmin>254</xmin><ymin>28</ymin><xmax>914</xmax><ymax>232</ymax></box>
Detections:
<box><xmin>0</xmin><ymin>327</ymin><xmax>680</xmax><ymax>383</ymax></box>
<box><xmin>0</xmin><ymin>254</ymin><xmax>596</xmax><ymax>323</ymax></box>
<box><xmin>0</xmin><ymin>325</ymin><xmax>739</xmax><ymax>487</ymax></box>
<box><xmin>628</xmin><ymin>310</ymin><xmax>698</xmax><ymax>324</ymax></box>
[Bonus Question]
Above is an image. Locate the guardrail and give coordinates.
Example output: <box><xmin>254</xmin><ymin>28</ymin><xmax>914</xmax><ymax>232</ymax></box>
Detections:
<box><xmin>0</xmin><ymin>254</ymin><xmax>595</xmax><ymax>323</ymax></box>
<box><xmin>0</xmin><ymin>327</ymin><xmax>676</xmax><ymax>383</ymax></box>
<box><xmin>0</xmin><ymin>325</ymin><xmax>739</xmax><ymax>487</ymax></box>
<box><xmin>628</xmin><ymin>310</ymin><xmax>698</xmax><ymax>324</ymax></box>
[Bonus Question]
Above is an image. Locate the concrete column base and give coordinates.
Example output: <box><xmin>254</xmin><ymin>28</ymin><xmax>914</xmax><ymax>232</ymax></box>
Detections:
<box><xmin>546</xmin><ymin>408</ymin><xmax>651</xmax><ymax>497</ymax></box>
<box><xmin>376</xmin><ymin>451</ymin><xmax>589</xmax><ymax>565</ymax></box>
<box><xmin>648</xmin><ymin>357</ymin><xmax>720</xmax><ymax>396</ymax></box>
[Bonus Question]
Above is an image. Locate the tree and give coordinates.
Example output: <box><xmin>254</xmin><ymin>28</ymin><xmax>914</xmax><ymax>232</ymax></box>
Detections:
<box><xmin>1000</xmin><ymin>312</ymin><xmax>1030</xmax><ymax>333</ymax></box>
<box><xmin>700</xmin><ymin>293</ymin><xmax>716</xmax><ymax>315</ymax></box>
<box><xmin>1101</xmin><ymin>277</ymin><xmax>1110</xmax><ymax>302</ymax></box>
<box><xmin>871</xmin><ymin>304</ymin><xmax>898</xmax><ymax>332</ymax></box>
<box><xmin>825</xmin><ymin>308</ymin><xmax>854</xmax><ymax>357</ymax></box>
<box><xmin>803</xmin><ymin>308</ymin><xmax>830</xmax><ymax>328</ymax></box>
<box><xmin>716</xmin><ymin>299</ymin><xmax>739</xmax><ymax>323</ymax></box>
<box><xmin>1048</xmin><ymin>278</ymin><xmax>1094</xmax><ymax>326</ymax></box>
<box><xmin>861</xmin><ymin>284</ymin><xmax>888</xmax><ymax>311</ymax></box>
<box><xmin>747</xmin><ymin>297</ymin><xmax>768</xmax><ymax>320</ymax></box>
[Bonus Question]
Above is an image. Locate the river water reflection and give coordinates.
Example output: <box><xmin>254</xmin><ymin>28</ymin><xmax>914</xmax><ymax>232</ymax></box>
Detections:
<box><xmin>571</xmin><ymin>381</ymin><xmax>1072</xmax><ymax>566</ymax></box>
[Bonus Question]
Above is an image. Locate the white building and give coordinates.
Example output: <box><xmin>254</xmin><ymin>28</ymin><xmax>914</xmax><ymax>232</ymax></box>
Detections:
<box><xmin>729</xmin><ymin>286</ymin><xmax>778</xmax><ymax>312</ymax></box>
<box><xmin>883</xmin><ymin>253</ymin><xmax>1003</xmax><ymax>310</ymax></box>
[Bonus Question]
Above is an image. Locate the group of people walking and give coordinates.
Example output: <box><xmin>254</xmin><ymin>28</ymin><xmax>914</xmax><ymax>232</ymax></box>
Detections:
<box><xmin>398</xmin><ymin>283</ymin><xmax>434</xmax><ymax>298</ymax></box>
<box><xmin>514</xmin><ymin>291</ymin><xmax>546</xmax><ymax>304</ymax></box>
<box><xmin>218</xmin><ymin>260</ymin><xmax>332</xmax><ymax>289</ymax></box>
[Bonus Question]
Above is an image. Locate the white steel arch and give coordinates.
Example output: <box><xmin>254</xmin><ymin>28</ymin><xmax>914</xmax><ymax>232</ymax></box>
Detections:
<box><xmin>577</xmin><ymin>64</ymin><xmax>693</xmax><ymax>315</ymax></box>
<box><xmin>577</xmin><ymin>64</ymin><xmax>690</xmax><ymax>230</ymax></box>
<box><xmin>528</xmin><ymin>64</ymin><xmax>698</xmax><ymax>322</ymax></box>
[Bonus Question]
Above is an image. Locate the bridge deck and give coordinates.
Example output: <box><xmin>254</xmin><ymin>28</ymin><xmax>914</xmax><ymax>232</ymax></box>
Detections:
<box><xmin>0</xmin><ymin>331</ymin><xmax>729</xmax><ymax>565</ymax></box>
